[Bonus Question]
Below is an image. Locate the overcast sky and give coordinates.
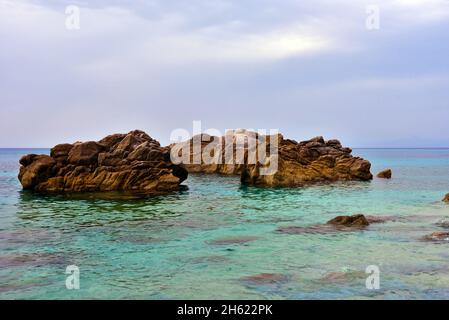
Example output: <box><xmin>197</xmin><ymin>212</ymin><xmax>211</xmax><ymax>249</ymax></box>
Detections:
<box><xmin>1</xmin><ymin>0</ymin><xmax>449</xmax><ymax>147</ymax></box>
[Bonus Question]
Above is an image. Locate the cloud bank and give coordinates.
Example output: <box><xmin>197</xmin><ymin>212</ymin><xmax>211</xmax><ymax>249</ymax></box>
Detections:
<box><xmin>1</xmin><ymin>0</ymin><xmax>449</xmax><ymax>147</ymax></box>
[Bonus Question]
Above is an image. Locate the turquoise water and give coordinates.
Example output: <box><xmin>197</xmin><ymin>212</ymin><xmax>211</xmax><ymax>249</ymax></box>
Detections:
<box><xmin>1</xmin><ymin>148</ymin><xmax>449</xmax><ymax>299</ymax></box>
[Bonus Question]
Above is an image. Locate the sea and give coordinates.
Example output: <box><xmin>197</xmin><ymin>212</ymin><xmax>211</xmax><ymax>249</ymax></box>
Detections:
<box><xmin>1</xmin><ymin>148</ymin><xmax>449</xmax><ymax>299</ymax></box>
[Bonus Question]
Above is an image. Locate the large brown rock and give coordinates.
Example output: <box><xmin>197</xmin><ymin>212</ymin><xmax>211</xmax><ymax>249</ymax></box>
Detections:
<box><xmin>67</xmin><ymin>141</ymin><xmax>105</xmax><ymax>165</ymax></box>
<box><xmin>171</xmin><ymin>130</ymin><xmax>373</xmax><ymax>187</ymax></box>
<box><xmin>18</xmin><ymin>130</ymin><xmax>188</xmax><ymax>194</ymax></box>
<box><xmin>327</xmin><ymin>214</ymin><xmax>370</xmax><ymax>227</ymax></box>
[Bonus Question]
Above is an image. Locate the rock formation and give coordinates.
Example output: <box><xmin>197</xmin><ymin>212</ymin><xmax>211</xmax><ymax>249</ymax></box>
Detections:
<box><xmin>18</xmin><ymin>130</ymin><xmax>188</xmax><ymax>194</ymax></box>
<box><xmin>327</xmin><ymin>214</ymin><xmax>370</xmax><ymax>227</ymax></box>
<box><xmin>170</xmin><ymin>129</ymin><xmax>258</xmax><ymax>175</ymax></box>
<box><xmin>443</xmin><ymin>193</ymin><xmax>449</xmax><ymax>203</ymax></box>
<box><xmin>377</xmin><ymin>169</ymin><xmax>392</xmax><ymax>179</ymax></box>
<box><xmin>172</xmin><ymin>130</ymin><xmax>373</xmax><ymax>187</ymax></box>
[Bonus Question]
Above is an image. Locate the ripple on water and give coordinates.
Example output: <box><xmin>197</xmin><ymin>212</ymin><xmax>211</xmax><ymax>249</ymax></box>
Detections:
<box><xmin>207</xmin><ymin>236</ymin><xmax>260</xmax><ymax>246</ymax></box>
<box><xmin>240</xmin><ymin>273</ymin><xmax>290</xmax><ymax>286</ymax></box>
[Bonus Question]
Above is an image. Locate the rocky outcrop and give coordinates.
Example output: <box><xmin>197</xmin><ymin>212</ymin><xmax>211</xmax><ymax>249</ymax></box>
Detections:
<box><xmin>377</xmin><ymin>169</ymin><xmax>392</xmax><ymax>179</ymax></box>
<box><xmin>242</xmin><ymin>135</ymin><xmax>372</xmax><ymax>186</ymax></box>
<box><xmin>327</xmin><ymin>214</ymin><xmax>370</xmax><ymax>227</ymax></box>
<box><xmin>18</xmin><ymin>130</ymin><xmax>188</xmax><ymax>194</ymax></box>
<box><xmin>443</xmin><ymin>193</ymin><xmax>449</xmax><ymax>203</ymax></box>
<box><xmin>170</xmin><ymin>129</ymin><xmax>258</xmax><ymax>175</ymax></box>
<box><xmin>172</xmin><ymin>130</ymin><xmax>373</xmax><ymax>186</ymax></box>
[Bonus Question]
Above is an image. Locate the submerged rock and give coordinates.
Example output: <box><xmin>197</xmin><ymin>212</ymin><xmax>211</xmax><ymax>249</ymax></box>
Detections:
<box><xmin>276</xmin><ymin>225</ymin><xmax>340</xmax><ymax>235</ymax></box>
<box><xmin>240</xmin><ymin>273</ymin><xmax>289</xmax><ymax>285</ymax></box>
<box><xmin>327</xmin><ymin>214</ymin><xmax>370</xmax><ymax>227</ymax></box>
<box><xmin>424</xmin><ymin>232</ymin><xmax>449</xmax><ymax>242</ymax></box>
<box><xmin>276</xmin><ymin>214</ymin><xmax>384</xmax><ymax>234</ymax></box>
<box><xmin>277</xmin><ymin>215</ymin><xmax>374</xmax><ymax>235</ymax></box>
<box><xmin>377</xmin><ymin>169</ymin><xmax>392</xmax><ymax>179</ymax></box>
<box><xmin>18</xmin><ymin>130</ymin><xmax>188</xmax><ymax>194</ymax></box>
<box><xmin>172</xmin><ymin>131</ymin><xmax>373</xmax><ymax>187</ymax></box>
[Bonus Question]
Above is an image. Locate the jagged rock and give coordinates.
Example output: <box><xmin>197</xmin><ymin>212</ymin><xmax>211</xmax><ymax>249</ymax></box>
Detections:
<box><xmin>170</xmin><ymin>129</ymin><xmax>257</xmax><ymax>175</ymax></box>
<box><xmin>171</xmin><ymin>130</ymin><xmax>373</xmax><ymax>186</ymax></box>
<box><xmin>18</xmin><ymin>155</ymin><xmax>56</xmax><ymax>189</ymax></box>
<box><xmin>242</xmin><ymin>135</ymin><xmax>372</xmax><ymax>186</ymax></box>
<box><xmin>18</xmin><ymin>130</ymin><xmax>188</xmax><ymax>194</ymax></box>
<box><xmin>327</xmin><ymin>214</ymin><xmax>370</xmax><ymax>227</ymax></box>
<box><xmin>443</xmin><ymin>193</ymin><xmax>449</xmax><ymax>203</ymax></box>
<box><xmin>67</xmin><ymin>141</ymin><xmax>105</xmax><ymax>165</ymax></box>
<box><xmin>377</xmin><ymin>169</ymin><xmax>392</xmax><ymax>179</ymax></box>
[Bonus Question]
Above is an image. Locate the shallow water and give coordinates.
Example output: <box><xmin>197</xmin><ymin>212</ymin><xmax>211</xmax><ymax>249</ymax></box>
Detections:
<box><xmin>1</xmin><ymin>148</ymin><xmax>449</xmax><ymax>299</ymax></box>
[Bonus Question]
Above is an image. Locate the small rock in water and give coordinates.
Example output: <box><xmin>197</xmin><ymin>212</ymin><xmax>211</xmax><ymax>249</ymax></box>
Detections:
<box><xmin>327</xmin><ymin>214</ymin><xmax>370</xmax><ymax>227</ymax></box>
<box><xmin>240</xmin><ymin>273</ymin><xmax>289</xmax><ymax>285</ymax></box>
<box><xmin>424</xmin><ymin>232</ymin><xmax>449</xmax><ymax>242</ymax></box>
<box><xmin>443</xmin><ymin>193</ymin><xmax>449</xmax><ymax>203</ymax></box>
<box><xmin>377</xmin><ymin>169</ymin><xmax>392</xmax><ymax>179</ymax></box>
<box><xmin>277</xmin><ymin>215</ymin><xmax>372</xmax><ymax>234</ymax></box>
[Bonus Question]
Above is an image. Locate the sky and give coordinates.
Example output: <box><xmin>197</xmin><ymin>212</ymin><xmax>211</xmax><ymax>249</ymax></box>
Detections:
<box><xmin>1</xmin><ymin>0</ymin><xmax>449</xmax><ymax>148</ymax></box>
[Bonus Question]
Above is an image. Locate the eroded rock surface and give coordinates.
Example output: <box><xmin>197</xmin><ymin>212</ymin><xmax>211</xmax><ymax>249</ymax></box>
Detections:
<box><xmin>172</xmin><ymin>130</ymin><xmax>373</xmax><ymax>187</ymax></box>
<box><xmin>18</xmin><ymin>130</ymin><xmax>188</xmax><ymax>194</ymax></box>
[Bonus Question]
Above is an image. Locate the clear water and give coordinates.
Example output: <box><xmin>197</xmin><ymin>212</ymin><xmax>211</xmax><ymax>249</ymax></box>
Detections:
<box><xmin>1</xmin><ymin>148</ymin><xmax>449</xmax><ymax>299</ymax></box>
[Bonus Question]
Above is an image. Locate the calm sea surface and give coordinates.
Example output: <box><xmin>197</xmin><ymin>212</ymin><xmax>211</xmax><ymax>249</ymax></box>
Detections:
<box><xmin>1</xmin><ymin>148</ymin><xmax>449</xmax><ymax>299</ymax></box>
